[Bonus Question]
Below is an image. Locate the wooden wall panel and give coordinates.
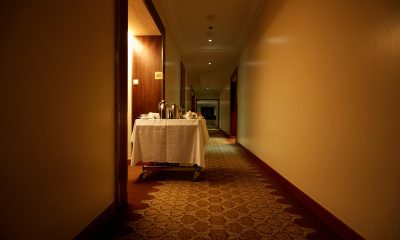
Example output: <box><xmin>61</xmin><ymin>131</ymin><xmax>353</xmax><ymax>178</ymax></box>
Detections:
<box><xmin>132</xmin><ymin>36</ymin><xmax>163</xmax><ymax>121</ymax></box>
<box><xmin>115</xmin><ymin>0</ymin><xmax>128</xmax><ymax>208</ymax></box>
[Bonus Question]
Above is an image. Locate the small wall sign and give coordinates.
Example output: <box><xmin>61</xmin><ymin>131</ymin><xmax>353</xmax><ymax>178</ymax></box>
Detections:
<box><xmin>155</xmin><ymin>72</ymin><xmax>163</xmax><ymax>80</ymax></box>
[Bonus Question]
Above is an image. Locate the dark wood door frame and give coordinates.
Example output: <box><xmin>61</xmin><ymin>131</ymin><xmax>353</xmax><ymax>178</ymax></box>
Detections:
<box><xmin>115</xmin><ymin>0</ymin><xmax>128</xmax><ymax>209</ymax></box>
<box><xmin>115</xmin><ymin>0</ymin><xmax>165</xmax><ymax>210</ymax></box>
<box><xmin>230</xmin><ymin>67</ymin><xmax>238</xmax><ymax>137</ymax></box>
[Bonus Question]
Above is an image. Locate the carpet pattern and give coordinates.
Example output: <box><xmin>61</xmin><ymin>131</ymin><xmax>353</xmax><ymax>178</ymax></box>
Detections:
<box><xmin>115</xmin><ymin>131</ymin><xmax>335</xmax><ymax>239</ymax></box>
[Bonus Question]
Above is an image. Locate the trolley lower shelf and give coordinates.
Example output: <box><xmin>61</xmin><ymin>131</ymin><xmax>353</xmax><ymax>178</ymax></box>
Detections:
<box><xmin>139</xmin><ymin>163</ymin><xmax>202</xmax><ymax>182</ymax></box>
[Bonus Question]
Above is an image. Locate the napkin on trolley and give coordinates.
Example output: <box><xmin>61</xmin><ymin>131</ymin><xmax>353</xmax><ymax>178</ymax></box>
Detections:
<box><xmin>140</xmin><ymin>112</ymin><xmax>160</xmax><ymax>119</ymax></box>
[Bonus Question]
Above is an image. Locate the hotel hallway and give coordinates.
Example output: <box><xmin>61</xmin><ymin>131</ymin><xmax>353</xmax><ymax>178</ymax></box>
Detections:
<box><xmin>113</xmin><ymin>130</ymin><xmax>337</xmax><ymax>239</ymax></box>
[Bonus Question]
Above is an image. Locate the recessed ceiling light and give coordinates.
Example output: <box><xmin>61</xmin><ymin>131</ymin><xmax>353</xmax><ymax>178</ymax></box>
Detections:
<box><xmin>208</xmin><ymin>39</ymin><xmax>212</xmax><ymax>42</ymax></box>
<box><xmin>208</xmin><ymin>62</ymin><xmax>211</xmax><ymax>65</ymax></box>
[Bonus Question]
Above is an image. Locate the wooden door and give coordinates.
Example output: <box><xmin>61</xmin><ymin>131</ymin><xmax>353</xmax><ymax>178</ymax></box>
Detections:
<box><xmin>132</xmin><ymin>36</ymin><xmax>163</xmax><ymax>120</ymax></box>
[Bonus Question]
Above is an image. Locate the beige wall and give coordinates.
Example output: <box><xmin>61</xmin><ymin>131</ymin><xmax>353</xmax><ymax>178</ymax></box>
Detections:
<box><xmin>164</xmin><ymin>35</ymin><xmax>182</xmax><ymax>105</ymax></box>
<box><xmin>219</xmin><ymin>80</ymin><xmax>231</xmax><ymax>135</ymax></box>
<box><xmin>128</xmin><ymin>33</ymin><xmax>134</xmax><ymax>159</ymax></box>
<box><xmin>0</xmin><ymin>0</ymin><xmax>115</xmax><ymax>239</ymax></box>
<box><xmin>184</xmin><ymin>72</ymin><xmax>192</xmax><ymax>111</ymax></box>
<box><xmin>238</xmin><ymin>0</ymin><xmax>400</xmax><ymax>239</ymax></box>
<box><xmin>153</xmin><ymin>0</ymin><xmax>185</xmax><ymax>107</ymax></box>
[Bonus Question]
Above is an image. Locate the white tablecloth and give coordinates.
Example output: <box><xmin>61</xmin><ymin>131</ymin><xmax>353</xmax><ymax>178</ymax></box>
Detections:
<box><xmin>130</xmin><ymin>119</ymin><xmax>209</xmax><ymax>167</ymax></box>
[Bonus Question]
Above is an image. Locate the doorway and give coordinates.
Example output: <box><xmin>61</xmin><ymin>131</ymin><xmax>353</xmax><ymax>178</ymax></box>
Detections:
<box><xmin>127</xmin><ymin>0</ymin><xmax>164</xmax><ymax>164</ymax></box>
<box><xmin>115</xmin><ymin>0</ymin><xmax>165</xmax><ymax>207</ymax></box>
<box><xmin>196</xmin><ymin>99</ymin><xmax>219</xmax><ymax>129</ymax></box>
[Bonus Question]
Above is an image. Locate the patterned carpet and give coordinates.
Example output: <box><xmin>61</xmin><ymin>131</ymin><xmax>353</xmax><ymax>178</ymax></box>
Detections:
<box><xmin>114</xmin><ymin>130</ymin><xmax>337</xmax><ymax>239</ymax></box>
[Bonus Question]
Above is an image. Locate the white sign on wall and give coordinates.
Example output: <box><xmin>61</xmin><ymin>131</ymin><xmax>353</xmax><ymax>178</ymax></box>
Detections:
<box><xmin>155</xmin><ymin>72</ymin><xmax>163</xmax><ymax>80</ymax></box>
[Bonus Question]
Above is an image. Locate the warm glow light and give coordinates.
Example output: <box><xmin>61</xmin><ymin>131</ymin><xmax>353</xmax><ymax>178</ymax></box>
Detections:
<box><xmin>128</xmin><ymin>31</ymin><xmax>134</xmax><ymax>83</ymax></box>
<box><xmin>128</xmin><ymin>31</ymin><xmax>143</xmax><ymax>53</ymax></box>
<box><xmin>208</xmin><ymin>62</ymin><xmax>212</xmax><ymax>65</ymax></box>
<box><xmin>132</xmin><ymin>37</ymin><xmax>143</xmax><ymax>52</ymax></box>
<box><xmin>208</xmin><ymin>39</ymin><xmax>212</xmax><ymax>42</ymax></box>
<box><xmin>266</xmin><ymin>36</ymin><xmax>288</xmax><ymax>45</ymax></box>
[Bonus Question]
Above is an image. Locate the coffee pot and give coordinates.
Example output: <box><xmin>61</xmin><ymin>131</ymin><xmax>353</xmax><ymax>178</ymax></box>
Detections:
<box><xmin>158</xmin><ymin>100</ymin><xmax>168</xmax><ymax>119</ymax></box>
<box><xmin>169</xmin><ymin>103</ymin><xmax>180</xmax><ymax>119</ymax></box>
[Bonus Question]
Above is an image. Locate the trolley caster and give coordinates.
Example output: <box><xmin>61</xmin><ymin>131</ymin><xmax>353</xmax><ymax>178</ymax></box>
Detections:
<box><xmin>139</xmin><ymin>171</ymin><xmax>149</xmax><ymax>181</ymax></box>
<box><xmin>192</xmin><ymin>171</ymin><xmax>201</xmax><ymax>182</ymax></box>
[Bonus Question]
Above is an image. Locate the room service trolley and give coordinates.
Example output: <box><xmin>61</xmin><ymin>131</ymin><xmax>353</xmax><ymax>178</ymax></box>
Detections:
<box><xmin>130</xmin><ymin>119</ymin><xmax>209</xmax><ymax>181</ymax></box>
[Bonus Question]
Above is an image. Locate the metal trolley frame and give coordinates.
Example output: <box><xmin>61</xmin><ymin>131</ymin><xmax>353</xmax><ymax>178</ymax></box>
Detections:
<box><xmin>139</xmin><ymin>163</ymin><xmax>202</xmax><ymax>181</ymax></box>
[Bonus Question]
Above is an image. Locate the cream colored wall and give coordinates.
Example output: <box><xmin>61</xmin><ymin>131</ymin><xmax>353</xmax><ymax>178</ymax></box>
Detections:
<box><xmin>128</xmin><ymin>33</ymin><xmax>134</xmax><ymax>159</ymax></box>
<box><xmin>153</xmin><ymin>0</ymin><xmax>183</xmax><ymax>106</ymax></box>
<box><xmin>127</xmin><ymin>78</ymin><xmax>132</xmax><ymax>159</ymax></box>
<box><xmin>0</xmin><ymin>0</ymin><xmax>115</xmax><ymax>239</ymax></box>
<box><xmin>238</xmin><ymin>0</ymin><xmax>400</xmax><ymax>239</ymax></box>
<box><xmin>184</xmin><ymin>71</ymin><xmax>192</xmax><ymax>111</ymax></box>
<box><xmin>219</xmin><ymin>80</ymin><xmax>231</xmax><ymax>135</ymax></box>
<box><xmin>164</xmin><ymin>34</ymin><xmax>182</xmax><ymax>105</ymax></box>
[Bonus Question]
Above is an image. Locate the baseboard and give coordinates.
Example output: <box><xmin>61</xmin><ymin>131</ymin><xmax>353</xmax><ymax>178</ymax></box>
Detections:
<box><xmin>219</xmin><ymin>128</ymin><xmax>237</xmax><ymax>139</ymax></box>
<box><xmin>219</xmin><ymin>129</ymin><xmax>231</xmax><ymax>138</ymax></box>
<box><xmin>236</xmin><ymin>142</ymin><xmax>364</xmax><ymax>240</ymax></box>
<box><xmin>74</xmin><ymin>201</ymin><xmax>117</xmax><ymax>239</ymax></box>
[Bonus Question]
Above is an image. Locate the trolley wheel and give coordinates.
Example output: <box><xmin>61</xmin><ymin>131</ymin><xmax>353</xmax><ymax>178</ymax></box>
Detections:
<box><xmin>192</xmin><ymin>171</ymin><xmax>201</xmax><ymax>182</ymax></box>
<box><xmin>139</xmin><ymin>172</ymin><xmax>148</xmax><ymax>181</ymax></box>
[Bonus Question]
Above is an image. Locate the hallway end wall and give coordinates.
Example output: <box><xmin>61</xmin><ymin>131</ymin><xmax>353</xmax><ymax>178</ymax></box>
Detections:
<box><xmin>237</xmin><ymin>0</ymin><xmax>400</xmax><ymax>239</ymax></box>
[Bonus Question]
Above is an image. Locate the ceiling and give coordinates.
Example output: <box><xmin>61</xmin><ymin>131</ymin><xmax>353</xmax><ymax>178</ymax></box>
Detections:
<box><xmin>153</xmin><ymin>0</ymin><xmax>266</xmax><ymax>97</ymax></box>
<box><xmin>128</xmin><ymin>0</ymin><xmax>160</xmax><ymax>36</ymax></box>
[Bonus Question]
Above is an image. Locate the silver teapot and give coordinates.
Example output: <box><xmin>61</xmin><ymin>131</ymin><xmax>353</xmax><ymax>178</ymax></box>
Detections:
<box><xmin>169</xmin><ymin>103</ymin><xmax>180</xmax><ymax>119</ymax></box>
<box><xmin>158</xmin><ymin>100</ymin><xmax>168</xmax><ymax>119</ymax></box>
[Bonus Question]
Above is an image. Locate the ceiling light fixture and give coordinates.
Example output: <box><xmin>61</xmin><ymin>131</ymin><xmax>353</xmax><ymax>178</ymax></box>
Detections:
<box><xmin>208</xmin><ymin>62</ymin><xmax>212</xmax><ymax>65</ymax></box>
<box><xmin>206</xmin><ymin>14</ymin><xmax>215</xmax><ymax>44</ymax></box>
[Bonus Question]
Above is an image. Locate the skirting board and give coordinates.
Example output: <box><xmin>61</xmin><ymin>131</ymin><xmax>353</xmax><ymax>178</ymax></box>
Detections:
<box><xmin>219</xmin><ymin>129</ymin><xmax>231</xmax><ymax>138</ymax></box>
<box><xmin>236</xmin><ymin>142</ymin><xmax>364</xmax><ymax>240</ymax></box>
<box><xmin>74</xmin><ymin>201</ymin><xmax>117</xmax><ymax>239</ymax></box>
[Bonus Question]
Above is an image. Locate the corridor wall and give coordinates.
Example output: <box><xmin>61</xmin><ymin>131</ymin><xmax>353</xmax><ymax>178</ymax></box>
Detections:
<box><xmin>0</xmin><ymin>0</ymin><xmax>115</xmax><ymax>238</ymax></box>
<box><xmin>238</xmin><ymin>0</ymin><xmax>400</xmax><ymax>239</ymax></box>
